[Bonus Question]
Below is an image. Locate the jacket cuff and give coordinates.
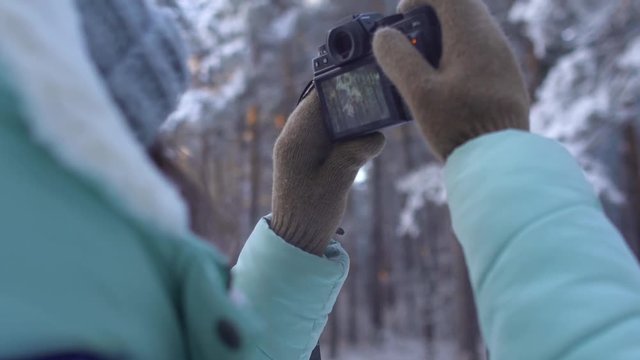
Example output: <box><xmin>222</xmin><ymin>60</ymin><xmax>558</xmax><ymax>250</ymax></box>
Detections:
<box><xmin>232</xmin><ymin>217</ymin><xmax>349</xmax><ymax>360</ymax></box>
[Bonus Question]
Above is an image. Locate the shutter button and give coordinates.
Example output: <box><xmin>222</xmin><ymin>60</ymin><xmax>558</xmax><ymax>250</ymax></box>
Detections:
<box><xmin>216</xmin><ymin>318</ymin><xmax>242</xmax><ymax>350</ymax></box>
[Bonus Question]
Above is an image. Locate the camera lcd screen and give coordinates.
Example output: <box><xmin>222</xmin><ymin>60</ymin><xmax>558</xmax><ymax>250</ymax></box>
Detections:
<box><xmin>319</xmin><ymin>63</ymin><xmax>390</xmax><ymax>134</ymax></box>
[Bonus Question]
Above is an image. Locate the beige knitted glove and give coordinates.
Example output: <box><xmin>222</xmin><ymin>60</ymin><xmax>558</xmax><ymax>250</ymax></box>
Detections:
<box><xmin>373</xmin><ymin>0</ymin><xmax>530</xmax><ymax>160</ymax></box>
<box><xmin>271</xmin><ymin>91</ymin><xmax>385</xmax><ymax>256</ymax></box>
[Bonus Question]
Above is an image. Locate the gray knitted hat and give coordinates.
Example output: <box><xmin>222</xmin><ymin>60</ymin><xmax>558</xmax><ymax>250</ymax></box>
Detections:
<box><xmin>75</xmin><ymin>0</ymin><xmax>189</xmax><ymax>147</ymax></box>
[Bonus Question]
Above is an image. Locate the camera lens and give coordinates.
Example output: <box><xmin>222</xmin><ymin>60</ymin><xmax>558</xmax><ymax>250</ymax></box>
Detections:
<box><xmin>328</xmin><ymin>29</ymin><xmax>355</xmax><ymax>62</ymax></box>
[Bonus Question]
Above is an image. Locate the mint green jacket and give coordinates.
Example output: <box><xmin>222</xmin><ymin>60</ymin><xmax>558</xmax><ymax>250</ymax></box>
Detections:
<box><xmin>446</xmin><ymin>131</ymin><xmax>640</xmax><ymax>359</ymax></box>
<box><xmin>0</xmin><ymin>64</ymin><xmax>347</xmax><ymax>360</ymax></box>
<box><xmin>0</xmin><ymin>2</ymin><xmax>347</xmax><ymax>359</ymax></box>
<box><xmin>3</xmin><ymin>2</ymin><xmax>640</xmax><ymax>360</ymax></box>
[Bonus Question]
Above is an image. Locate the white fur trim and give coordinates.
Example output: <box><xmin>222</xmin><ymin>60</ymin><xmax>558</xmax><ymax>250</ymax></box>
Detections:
<box><xmin>0</xmin><ymin>1</ymin><xmax>190</xmax><ymax>236</ymax></box>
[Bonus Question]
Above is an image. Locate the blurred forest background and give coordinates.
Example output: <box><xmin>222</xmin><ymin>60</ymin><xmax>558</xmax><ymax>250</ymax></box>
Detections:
<box><xmin>154</xmin><ymin>0</ymin><xmax>640</xmax><ymax>359</ymax></box>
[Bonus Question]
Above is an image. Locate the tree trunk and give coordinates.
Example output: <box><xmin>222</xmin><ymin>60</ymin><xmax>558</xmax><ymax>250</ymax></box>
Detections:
<box><xmin>453</xmin><ymin>235</ymin><xmax>481</xmax><ymax>360</ymax></box>
<box><xmin>623</xmin><ymin>123</ymin><xmax>640</xmax><ymax>258</ymax></box>
<box><xmin>248</xmin><ymin>106</ymin><xmax>262</xmax><ymax>225</ymax></box>
<box><xmin>347</xmin><ymin>200</ymin><xmax>360</xmax><ymax>345</ymax></box>
<box><xmin>370</xmin><ymin>157</ymin><xmax>385</xmax><ymax>336</ymax></box>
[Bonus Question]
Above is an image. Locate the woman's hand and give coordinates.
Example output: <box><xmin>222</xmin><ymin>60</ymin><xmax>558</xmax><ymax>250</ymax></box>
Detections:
<box><xmin>271</xmin><ymin>91</ymin><xmax>385</xmax><ymax>256</ymax></box>
<box><xmin>373</xmin><ymin>0</ymin><xmax>530</xmax><ymax>160</ymax></box>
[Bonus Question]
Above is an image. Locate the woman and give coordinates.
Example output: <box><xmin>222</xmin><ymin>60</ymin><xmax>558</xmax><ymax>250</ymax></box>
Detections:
<box><xmin>0</xmin><ymin>0</ymin><xmax>383</xmax><ymax>359</ymax></box>
<box><xmin>2</xmin><ymin>0</ymin><xmax>640</xmax><ymax>359</ymax></box>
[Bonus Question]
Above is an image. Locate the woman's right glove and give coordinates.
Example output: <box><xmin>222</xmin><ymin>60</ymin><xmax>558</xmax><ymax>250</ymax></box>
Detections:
<box><xmin>373</xmin><ymin>0</ymin><xmax>530</xmax><ymax>160</ymax></box>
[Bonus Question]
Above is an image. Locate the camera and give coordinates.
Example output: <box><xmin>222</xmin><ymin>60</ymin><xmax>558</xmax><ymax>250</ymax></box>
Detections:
<box><xmin>312</xmin><ymin>6</ymin><xmax>442</xmax><ymax>141</ymax></box>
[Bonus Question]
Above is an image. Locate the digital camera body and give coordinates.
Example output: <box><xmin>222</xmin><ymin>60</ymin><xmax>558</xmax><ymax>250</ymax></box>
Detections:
<box><xmin>312</xmin><ymin>6</ymin><xmax>442</xmax><ymax>141</ymax></box>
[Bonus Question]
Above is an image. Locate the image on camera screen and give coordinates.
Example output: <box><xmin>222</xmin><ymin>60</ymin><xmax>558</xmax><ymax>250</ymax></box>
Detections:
<box><xmin>320</xmin><ymin>63</ymin><xmax>390</xmax><ymax>134</ymax></box>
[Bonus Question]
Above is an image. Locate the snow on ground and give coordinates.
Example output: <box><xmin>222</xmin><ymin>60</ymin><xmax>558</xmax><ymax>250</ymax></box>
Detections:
<box><xmin>328</xmin><ymin>338</ymin><xmax>461</xmax><ymax>360</ymax></box>
<box><xmin>328</xmin><ymin>337</ymin><xmax>426</xmax><ymax>360</ymax></box>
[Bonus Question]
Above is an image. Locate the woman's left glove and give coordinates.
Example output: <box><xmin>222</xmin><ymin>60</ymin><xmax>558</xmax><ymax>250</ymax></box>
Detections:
<box><xmin>271</xmin><ymin>91</ymin><xmax>385</xmax><ymax>256</ymax></box>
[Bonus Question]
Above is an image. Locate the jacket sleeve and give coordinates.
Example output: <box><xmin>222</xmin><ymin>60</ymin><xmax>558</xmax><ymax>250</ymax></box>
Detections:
<box><xmin>231</xmin><ymin>217</ymin><xmax>349</xmax><ymax>360</ymax></box>
<box><xmin>444</xmin><ymin>130</ymin><xmax>640</xmax><ymax>360</ymax></box>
